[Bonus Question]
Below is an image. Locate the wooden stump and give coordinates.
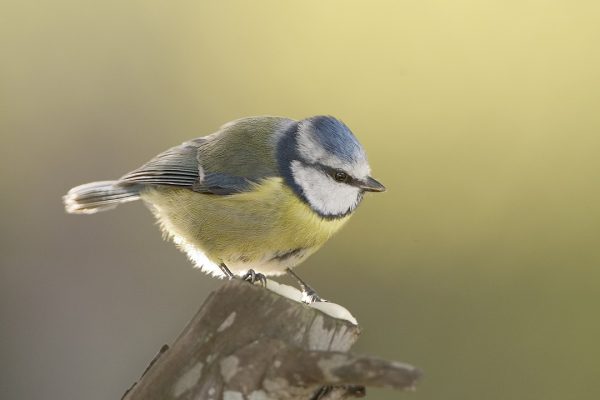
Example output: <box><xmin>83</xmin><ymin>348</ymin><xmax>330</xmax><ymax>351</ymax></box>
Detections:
<box><xmin>122</xmin><ymin>280</ymin><xmax>420</xmax><ymax>400</ymax></box>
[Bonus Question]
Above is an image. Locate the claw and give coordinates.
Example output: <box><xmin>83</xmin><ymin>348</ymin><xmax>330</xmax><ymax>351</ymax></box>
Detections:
<box><xmin>241</xmin><ymin>269</ymin><xmax>267</xmax><ymax>287</ymax></box>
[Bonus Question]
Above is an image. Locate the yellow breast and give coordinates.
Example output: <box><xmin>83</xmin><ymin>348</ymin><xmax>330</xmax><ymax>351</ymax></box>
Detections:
<box><xmin>141</xmin><ymin>178</ymin><xmax>350</xmax><ymax>275</ymax></box>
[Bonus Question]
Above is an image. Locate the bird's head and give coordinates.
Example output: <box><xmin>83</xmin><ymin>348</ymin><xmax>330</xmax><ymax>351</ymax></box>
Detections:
<box><xmin>278</xmin><ymin>116</ymin><xmax>385</xmax><ymax>219</ymax></box>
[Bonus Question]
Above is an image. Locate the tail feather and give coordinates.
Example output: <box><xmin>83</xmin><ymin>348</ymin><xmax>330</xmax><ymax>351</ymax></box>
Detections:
<box><xmin>63</xmin><ymin>181</ymin><xmax>141</xmax><ymax>214</ymax></box>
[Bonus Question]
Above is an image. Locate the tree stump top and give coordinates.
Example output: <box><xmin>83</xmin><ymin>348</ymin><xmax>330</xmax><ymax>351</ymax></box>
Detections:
<box><xmin>123</xmin><ymin>280</ymin><xmax>420</xmax><ymax>400</ymax></box>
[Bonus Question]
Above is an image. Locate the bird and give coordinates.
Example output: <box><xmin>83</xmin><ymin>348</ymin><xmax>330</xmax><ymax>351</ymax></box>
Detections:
<box><xmin>63</xmin><ymin>115</ymin><xmax>385</xmax><ymax>301</ymax></box>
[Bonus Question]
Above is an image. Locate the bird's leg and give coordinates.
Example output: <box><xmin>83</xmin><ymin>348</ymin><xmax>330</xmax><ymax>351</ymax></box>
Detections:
<box><xmin>241</xmin><ymin>269</ymin><xmax>268</xmax><ymax>287</ymax></box>
<box><xmin>218</xmin><ymin>263</ymin><xmax>235</xmax><ymax>279</ymax></box>
<box><xmin>286</xmin><ymin>268</ymin><xmax>327</xmax><ymax>303</ymax></box>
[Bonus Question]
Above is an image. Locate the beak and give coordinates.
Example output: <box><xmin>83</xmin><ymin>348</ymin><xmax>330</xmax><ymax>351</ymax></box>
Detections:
<box><xmin>358</xmin><ymin>176</ymin><xmax>386</xmax><ymax>192</ymax></box>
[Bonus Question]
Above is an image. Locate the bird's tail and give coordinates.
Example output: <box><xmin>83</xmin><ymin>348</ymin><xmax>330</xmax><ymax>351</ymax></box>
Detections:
<box><xmin>63</xmin><ymin>181</ymin><xmax>141</xmax><ymax>214</ymax></box>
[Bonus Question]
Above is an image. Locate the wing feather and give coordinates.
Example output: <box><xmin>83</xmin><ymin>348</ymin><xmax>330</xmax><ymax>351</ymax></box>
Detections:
<box><xmin>118</xmin><ymin>116</ymin><xmax>294</xmax><ymax>195</ymax></box>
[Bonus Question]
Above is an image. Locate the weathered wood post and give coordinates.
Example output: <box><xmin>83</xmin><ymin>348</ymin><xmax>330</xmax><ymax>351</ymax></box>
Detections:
<box><xmin>122</xmin><ymin>280</ymin><xmax>420</xmax><ymax>399</ymax></box>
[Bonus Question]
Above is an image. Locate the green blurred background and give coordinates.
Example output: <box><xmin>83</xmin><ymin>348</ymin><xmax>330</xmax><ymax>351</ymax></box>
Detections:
<box><xmin>2</xmin><ymin>1</ymin><xmax>599</xmax><ymax>399</ymax></box>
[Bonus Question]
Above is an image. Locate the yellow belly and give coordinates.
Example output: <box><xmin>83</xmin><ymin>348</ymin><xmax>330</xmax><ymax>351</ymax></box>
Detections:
<box><xmin>141</xmin><ymin>178</ymin><xmax>350</xmax><ymax>276</ymax></box>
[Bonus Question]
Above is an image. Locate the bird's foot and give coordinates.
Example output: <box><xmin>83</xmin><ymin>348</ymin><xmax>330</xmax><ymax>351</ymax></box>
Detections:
<box><xmin>286</xmin><ymin>268</ymin><xmax>327</xmax><ymax>303</ymax></box>
<box><xmin>301</xmin><ymin>287</ymin><xmax>327</xmax><ymax>304</ymax></box>
<box><xmin>241</xmin><ymin>269</ymin><xmax>267</xmax><ymax>287</ymax></box>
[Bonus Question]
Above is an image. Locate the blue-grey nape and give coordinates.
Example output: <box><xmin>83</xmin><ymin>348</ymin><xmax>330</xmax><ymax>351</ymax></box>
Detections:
<box><xmin>276</xmin><ymin>120</ymin><xmax>303</xmax><ymax>198</ymax></box>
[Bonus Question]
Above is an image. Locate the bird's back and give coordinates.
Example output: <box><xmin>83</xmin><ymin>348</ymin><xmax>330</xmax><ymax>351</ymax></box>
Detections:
<box><xmin>194</xmin><ymin>116</ymin><xmax>294</xmax><ymax>179</ymax></box>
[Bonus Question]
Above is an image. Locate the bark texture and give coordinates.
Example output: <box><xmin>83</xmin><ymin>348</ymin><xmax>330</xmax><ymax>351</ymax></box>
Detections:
<box><xmin>122</xmin><ymin>280</ymin><xmax>420</xmax><ymax>400</ymax></box>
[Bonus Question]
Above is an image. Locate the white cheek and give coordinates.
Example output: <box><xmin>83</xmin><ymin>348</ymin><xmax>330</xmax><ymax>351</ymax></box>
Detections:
<box><xmin>291</xmin><ymin>161</ymin><xmax>361</xmax><ymax>216</ymax></box>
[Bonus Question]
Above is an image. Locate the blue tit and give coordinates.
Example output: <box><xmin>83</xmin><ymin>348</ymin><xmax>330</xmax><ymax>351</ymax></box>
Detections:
<box><xmin>63</xmin><ymin>115</ymin><xmax>385</xmax><ymax>299</ymax></box>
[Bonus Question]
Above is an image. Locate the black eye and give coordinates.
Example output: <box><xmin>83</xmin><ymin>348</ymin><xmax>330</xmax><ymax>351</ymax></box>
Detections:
<box><xmin>333</xmin><ymin>170</ymin><xmax>349</xmax><ymax>183</ymax></box>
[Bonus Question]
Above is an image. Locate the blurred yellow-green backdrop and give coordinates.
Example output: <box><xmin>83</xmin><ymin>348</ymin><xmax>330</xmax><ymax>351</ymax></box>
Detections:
<box><xmin>1</xmin><ymin>1</ymin><xmax>599</xmax><ymax>399</ymax></box>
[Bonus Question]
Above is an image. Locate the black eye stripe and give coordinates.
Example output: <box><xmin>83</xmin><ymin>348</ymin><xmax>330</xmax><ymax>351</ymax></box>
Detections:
<box><xmin>296</xmin><ymin>161</ymin><xmax>355</xmax><ymax>184</ymax></box>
